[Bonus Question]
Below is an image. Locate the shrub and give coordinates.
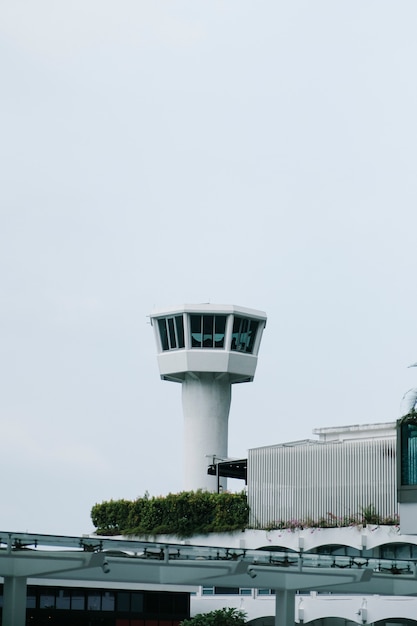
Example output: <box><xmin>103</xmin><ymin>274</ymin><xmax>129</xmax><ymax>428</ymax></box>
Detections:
<box><xmin>91</xmin><ymin>491</ymin><xmax>249</xmax><ymax>537</ymax></box>
<box><xmin>180</xmin><ymin>608</ymin><xmax>246</xmax><ymax>626</ymax></box>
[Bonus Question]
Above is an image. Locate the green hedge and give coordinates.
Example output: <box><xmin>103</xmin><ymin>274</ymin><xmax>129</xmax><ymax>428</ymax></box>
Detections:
<box><xmin>91</xmin><ymin>491</ymin><xmax>249</xmax><ymax>537</ymax></box>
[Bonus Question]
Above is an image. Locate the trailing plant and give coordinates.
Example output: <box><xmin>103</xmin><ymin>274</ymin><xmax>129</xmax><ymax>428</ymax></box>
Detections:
<box><xmin>91</xmin><ymin>491</ymin><xmax>249</xmax><ymax>537</ymax></box>
<box><xmin>261</xmin><ymin>507</ymin><xmax>399</xmax><ymax>532</ymax></box>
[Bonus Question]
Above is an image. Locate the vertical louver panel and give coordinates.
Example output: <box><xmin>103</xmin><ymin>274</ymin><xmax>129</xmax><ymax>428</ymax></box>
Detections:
<box><xmin>248</xmin><ymin>438</ymin><xmax>397</xmax><ymax>528</ymax></box>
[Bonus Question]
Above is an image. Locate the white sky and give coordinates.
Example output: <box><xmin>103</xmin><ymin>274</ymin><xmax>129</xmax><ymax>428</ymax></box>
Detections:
<box><xmin>1</xmin><ymin>1</ymin><xmax>417</xmax><ymax>536</ymax></box>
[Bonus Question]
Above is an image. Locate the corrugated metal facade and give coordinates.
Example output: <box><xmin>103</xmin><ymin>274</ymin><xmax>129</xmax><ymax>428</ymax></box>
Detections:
<box><xmin>248</xmin><ymin>438</ymin><xmax>397</xmax><ymax>527</ymax></box>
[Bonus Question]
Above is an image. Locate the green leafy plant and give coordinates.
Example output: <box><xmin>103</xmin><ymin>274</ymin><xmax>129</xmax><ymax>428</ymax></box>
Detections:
<box><xmin>180</xmin><ymin>608</ymin><xmax>247</xmax><ymax>626</ymax></box>
<box><xmin>91</xmin><ymin>491</ymin><xmax>249</xmax><ymax>537</ymax></box>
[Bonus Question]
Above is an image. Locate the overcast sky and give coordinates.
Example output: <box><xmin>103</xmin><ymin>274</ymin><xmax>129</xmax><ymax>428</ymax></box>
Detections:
<box><xmin>2</xmin><ymin>1</ymin><xmax>417</xmax><ymax>536</ymax></box>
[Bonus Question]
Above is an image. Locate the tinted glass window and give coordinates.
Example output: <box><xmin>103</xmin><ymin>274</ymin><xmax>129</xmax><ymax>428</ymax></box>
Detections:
<box><xmin>190</xmin><ymin>315</ymin><xmax>226</xmax><ymax>349</ymax></box>
<box><xmin>40</xmin><ymin>591</ymin><xmax>55</xmax><ymax>608</ymax></box>
<box><xmin>26</xmin><ymin>590</ymin><xmax>36</xmax><ymax>609</ymax></box>
<box><xmin>71</xmin><ymin>590</ymin><xmax>85</xmax><ymax>610</ymax></box>
<box><xmin>214</xmin><ymin>587</ymin><xmax>239</xmax><ymax>595</ymax></box>
<box><xmin>87</xmin><ymin>592</ymin><xmax>101</xmax><ymax>610</ymax></box>
<box><xmin>145</xmin><ymin>592</ymin><xmax>159</xmax><ymax>614</ymax></box>
<box><xmin>231</xmin><ymin>317</ymin><xmax>258</xmax><ymax>353</ymax></box>
<box><xmin>131</xmin><ymin>592</ymin><xmax>144</xmax><ymax>612</ymax></box>
<box><xmin>117</xmin><ymin>591</ymin><xmax>130</xmax><ymax>611</ymax></box>
<box><xmin>401</xmin><ymin>420</ymin><xmax>417</xmax><ymax>485</ymax></box>
<box><xmin>158</xmin><ymin>316</ymin><xmax>185</xmax><ymax>351</ymax></box>
<box><xmin>56</xmin><ymin>589</ymin><xmax>71</xmax><ymax>609</ymax></box>
<box><xmin>379</xmin><ymin>543</ymin><xmax>417</xmax><ymax>560</ymax></box>
<box><xmin>202</xmin><ymin>587</ymin><xmax>214</xmax><ymax>595</ymax></box>
<box><xmin>158</xmin><ymin>319</ymin><xmax>169</xmax><ymax>351</ymax></box>
<box><xmin>190</xmin><ymin>315</ymin><xmax>202</xmax><ymax>347</ymax></box>
<box><xmin>102</xmin><ymin>590</ymin><xmax>115</xmax><ymax>610</ymax></box>
<box><xmin>176</xmin><ymin>315</ymin><xmax>185</xmax><ymax>348</ymax></box>
<box><xmin>159</xmin><ymin>594</ymin><xmax>173</xmax><ymax>614</ymax></box>
<box><xmin>214</xmin><ymin>316</ymin><xmax>226</xmax><ymax>348</ymax></box>
<box><xmin>173</xmin><ymin>594</ymin><xmax>189</xmax><ymax>616</ymax></box>
<box><xmin>203</xmin><ymin>315</ymin><xmax>214</xmax><ymax>347</ymax></box>
<box><xmin>168</xmin><ymin>317</ymin><xmax>177</xmax><ymax>349</ymax></box>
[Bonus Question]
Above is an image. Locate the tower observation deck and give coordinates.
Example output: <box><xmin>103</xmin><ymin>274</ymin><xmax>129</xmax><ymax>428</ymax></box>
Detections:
<box><xmin>150</xmin><ymin>304</ymin><xmax>267</xmax><ymax>491</ymax></box>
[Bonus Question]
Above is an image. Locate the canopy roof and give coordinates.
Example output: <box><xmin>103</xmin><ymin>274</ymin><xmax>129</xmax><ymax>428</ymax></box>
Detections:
<box><xmin>1</xmin><ymin>530</ymin><xmax>417</xmax><ymax>595</ymax></box>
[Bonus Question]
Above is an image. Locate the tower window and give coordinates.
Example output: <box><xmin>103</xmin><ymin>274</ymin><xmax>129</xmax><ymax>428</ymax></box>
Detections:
<box><xmin>190</xmin><ymin>315</ymin><xmax>226</xmax><ymax>348</ymax></box>
<box><xmin>158</xmin><ymin>316</ymin><xmax>185</xmax><ymax>351</ymax></box>
<box><xmin>231</xmin><ymin>317</ymin><xmax>258</xmax><ymax>353</ymax></box>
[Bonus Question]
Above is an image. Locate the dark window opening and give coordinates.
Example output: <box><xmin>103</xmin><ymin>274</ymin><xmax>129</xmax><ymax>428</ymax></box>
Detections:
<box><xmin>39</xmin><ymin>592</ymin><xmax>55</xmax><ymax>609</ymax></box>
<box><xmin>401</xmin><ymin>419</ymin><xmax>417</xmax><ymax>485</ymax></box>
<box><xmin>231</xmin><ymin>317</ymin><xmax>259</xmax><ymax>353</ymax></box>
<box><xmin>56</xmin><ymin>589</ymin><xmax>71</xmax><ymax>609</ymax></box>
<box><xmin>203</xmin><ymin>315</ymin><xmax>214</xmax><ymax>347</ymax></box>
<box><xmin>117</xmin><ymin>591</ymin><xmax>131</xmax><ymax>611</ymax></box>
<box><xmin>87</xmin><ymin>592</ymin><xmax>101</xmax><ymax>610</ymax></box>
<box><xmin>3</xmin><ymin>585</ymin><xmax>189</xmax><ymax>623</ymax></box>
<box><xmin>158</xmin><ymin>316</ymin><xmax>185</xmax><ymax>352</ymax></box>
<box><xmin>214</xmin><ymin>587</ymin><xmax>240</xmax><ymax>595</ymax></box>
<box><xmin>102</xmin><ymin>590</ymin><xmax>116</xmax><ymax>611</ymax></box>
<box><xmin>131</xmin><ymin>592</ymin><xmax>144</xmax><ymax>613</ymax></box>
<box><xmin>190</xmin><ymin>315</ymin><xmax>226</xmax><ymax>349</ymax></box>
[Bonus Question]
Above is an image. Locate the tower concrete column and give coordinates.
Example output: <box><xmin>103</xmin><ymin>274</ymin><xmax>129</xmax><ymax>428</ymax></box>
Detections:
<box><xmin>3</xmin><ymin>576</ymin><xmax>27</xmax><ymax>626</ymax></box>
<box><xmin>275</xmin><ymin>589</ymin><xmax>295</xmax><ymax>626</ymax></box>
<box><xmin>182</xmin><ymin>373</ymin><xmax>231</xmax><ymax>491</ymax></box>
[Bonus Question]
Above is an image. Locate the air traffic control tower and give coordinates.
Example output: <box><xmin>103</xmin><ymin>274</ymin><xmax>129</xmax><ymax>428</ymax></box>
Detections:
<box><xmin>150</xmin><ymin>304</ymin><xmax>267</xmax><ymax>491</ymax></box>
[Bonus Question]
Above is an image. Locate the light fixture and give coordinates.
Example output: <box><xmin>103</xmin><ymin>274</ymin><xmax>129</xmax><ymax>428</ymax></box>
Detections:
<box><xmin>247</xmin><ymin>567</ymin><xmax>257</xmax><ymax>579</ymax></box>
<box><xmin>102</xmin><ymin>560</ymin><xmax>110</xmax><ymax>574</ymax></box>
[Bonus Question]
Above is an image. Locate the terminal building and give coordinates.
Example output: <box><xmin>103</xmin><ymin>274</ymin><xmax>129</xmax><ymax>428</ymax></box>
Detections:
<box><xmin>1</xmin><ymin>422</ymin><xmax>417</xmax><ymax>626</ymax></box>
<box><xmin>2</xmin><ymin>304</ymin><xmax>417</xmax><ymax>625</ymax></box>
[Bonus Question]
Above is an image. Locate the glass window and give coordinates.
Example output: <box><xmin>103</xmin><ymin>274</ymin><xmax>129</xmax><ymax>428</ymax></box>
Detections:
<box><xmin>71</xmin><ymin>589</ymin><xmax>85</xmax><ymax>610</ymax></box>
<box><xmin>308</xmin><ymin>545</ymin><xmax>361</xmax><ymax>557</ymax></box>
<box><xmin>168</xmin><ymin>318</ymin><xmax>176</xmax><ymax>349</ymax></box>
<box><xmin>56</xmin><ymin>589</ymin><xmax>71</xmax><ymax>609</ymax></box>
<box><xmin>176</xmin><ymin>315</ymin><xmax>185</xmax><ymax>348</ymax></box>
<box><xmin>190</xmin><ymin>315</ymin><xmax>226</xmax><ymax>349</ymax></box>
<box><xmin>231</xmin><ymin>317</ymin><xmax>258</xmax><ymax>353</ymax></box>
<box><xmin>131</xmin><ymin>592</ymin><xmax>144</xmax><ymax>613</ymax></box>
<box><xmin>214</xmin><ymin>587</ymin><xmax>239</xmax><ymax>595</ymax></box>
<box><xmin>401</xmin><ymin>419</ymin><xmax>417</xmax><ymax>485</ymax></box>
<box><xmin>145</xmin><ymin>592</ymin><xmax>159</xmax><ymax>614</ymax></box>
<box><xmin>202</xmin><ymin>587</ymin><xmax>214</xmax><ymax>595</ymax></box>
<box><xmin>158</xmin><ymin>316</ymin><xmax>185</xmax><ymax>351</ymax></box>
<box><xmin>87</xmin><ymin>592</ymin><xmax>101</xmax><ymax>610</ymax></box>
<box><xmin>102</xmin><ymin>590</ymin><xmax>115</xmax><ymax>611</ymax></box>
<box><xmin>159</xmin><ymin>594</ymin><xmax>173</xmax><ymax>615</ymax></box>
<box><xmin>26</xmin><ymin>589</ymin><xmax>36</xmax><ymax>609</ymax></box>
<box><xmin>214</xmin><ymin>316</ymin><xmax>226</xmax><ymax>348</ymax></box>
<box><xmin>158</xmin><ymin>319</ymin><xmax>169</xmax><ymax>351</ymax></box>
<box><xmin>173</xmin><ymin>594</ymin><xmax>189</xmax><ymax>616</ymax></box>
<box><xmin>117</xmin><ymin>591</ymin><xmax>130</xmax><ymax>611</ymax></box>
<box><xmin>190</xmin><ymin>315</ymin><xmax>202</xmax><ymax>348</ymax></box>
<box><xmin>203</xmin><ymin>315</ymin><xmax>214</xmax><ymax>347</ymax></box>
<box><xmin>40</xmin><ymin>591</ymin><xmax>55</xmax><ymax>608</ymax></box>
<box><xmin>379</xmin><ymin>543</ymin><xmax>417</xmax><ymax>560</ymax></box>
<box><xmin>240</xmin><ymin>588</ymin><xmax>252</xmax><ymax>595</ymax></box>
